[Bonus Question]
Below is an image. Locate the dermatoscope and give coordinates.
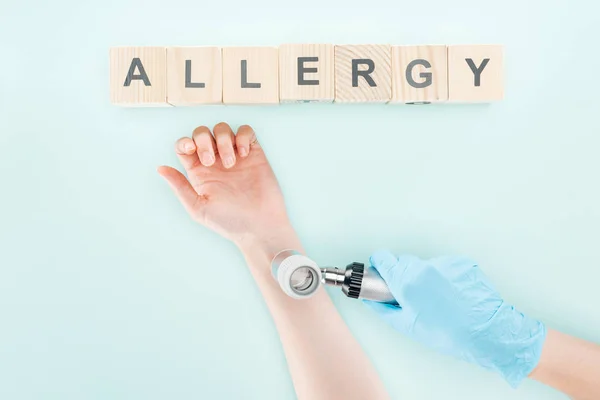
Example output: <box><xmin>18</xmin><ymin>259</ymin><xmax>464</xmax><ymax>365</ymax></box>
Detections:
<box><xmin>271</xmin><ymin>250</ymin><xmax>398</xmax><ymax>305</ymax></box>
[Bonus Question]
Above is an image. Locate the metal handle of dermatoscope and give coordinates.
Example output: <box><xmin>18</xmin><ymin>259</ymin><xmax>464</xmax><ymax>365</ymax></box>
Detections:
<box><xmin>321</xmin><ymin>263</ymin><xmax>399</xmax><ymax>306</ymax></box>
<box><xmin>270</xmin><ymin>250</ymin><xmax>399</xmax><ymax>306</ymax></box>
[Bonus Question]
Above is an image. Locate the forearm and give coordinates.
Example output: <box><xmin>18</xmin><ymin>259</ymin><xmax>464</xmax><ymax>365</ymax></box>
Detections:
<box><xmin>240</xmin><ymin>234</ymin><xmax>389</xmax><ymax>400</ymax></box>
<box><xmin>529</xmin><ymin>329</ymin><xmax>600</xmax><ymax>400</ymax></box>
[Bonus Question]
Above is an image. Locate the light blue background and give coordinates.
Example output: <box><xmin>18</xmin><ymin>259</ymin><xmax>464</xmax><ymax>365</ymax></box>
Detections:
<box><xmin>1</xmin><ymin>0</ymin><xmax>598</xmax><ymax>399</ymax></box>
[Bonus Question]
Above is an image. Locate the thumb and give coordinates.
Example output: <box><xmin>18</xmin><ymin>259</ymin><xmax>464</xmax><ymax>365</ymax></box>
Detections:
<box><xmin>363</xmin><ymin>300</ymin><xmax>415</xmax><ymax>336</ymax></box>
<box><xmin>157</xmin><ymin>166</ymin><xmax>202</xmax><ymax>214</ymax></box>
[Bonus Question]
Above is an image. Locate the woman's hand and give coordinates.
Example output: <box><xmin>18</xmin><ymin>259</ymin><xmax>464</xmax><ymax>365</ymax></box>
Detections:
<box><xmin>158</xmin><ymin>125</ymin><xmax>390</xmax><ymax>399</ymax></box>
<box><xmin>158</xmin><ymin>123</ymin><xmax>296</xmax><ymax>259</ymax></box>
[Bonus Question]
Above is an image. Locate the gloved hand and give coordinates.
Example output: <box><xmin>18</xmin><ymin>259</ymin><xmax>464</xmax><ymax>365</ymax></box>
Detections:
<box><xmin>365</xmin><ymin>250</ymin><xmax>547</xmax><ymax>388</ymax></box>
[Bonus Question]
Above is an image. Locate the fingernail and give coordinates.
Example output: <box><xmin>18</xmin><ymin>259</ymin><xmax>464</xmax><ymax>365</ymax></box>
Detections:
<box><xmin>201</xmin><ymin>152</ymin><xmax>214</xmax><ymax>165</ymax></box>
<box><xmin>239</xmin><ymin>147</ymin><xmax>248</xmax><ymax>157</ymax></box>
<box><xmin>184</xmin><ymin>143</ymin><xmax>195</xmax><ymax>153</ymax></box>
<box><xmin>223</xmin><ymin>155</ymin><xmax>235</xmax><ymax>168</ymax></box>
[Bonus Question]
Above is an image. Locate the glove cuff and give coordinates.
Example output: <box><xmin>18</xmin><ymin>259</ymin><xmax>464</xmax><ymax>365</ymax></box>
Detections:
<box><xmin>487</xmin><ymin>302</ymin><xmax>547</xmax><ymax>388</ymax></box>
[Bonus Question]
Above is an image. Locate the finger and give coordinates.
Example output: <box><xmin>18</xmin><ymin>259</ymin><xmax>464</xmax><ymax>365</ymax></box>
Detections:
<box><xmin>369</xmin><ymin>250</ymin><xmax>401</xmax><ymax>282</ymax></box>
<box><xmin>213</xmin><ymin>122</ymin><xmax>236</xmax><ymax>169</ymax></box>
<box><xmin>157</xmin><ymin>166</ymin><xmax>202</xmax><ymax>214</ymax></box>
<box><xmin>432</xmin><ymin>256</ymin><xmax>478</xmax><ymax>277</ymax></box>
<box><xmin>235</xmin><ymin>124</ymin><xmax>257</xmax><ymax>158</ymax></box>
<box><xmin>370</xmin><ymin>252</ymin><xmax>423</xmax><ymax>305</ymax></box>
<box><xmin>192</xmin><ymin>126</ymin><xmax>216</xmax><ymax>167</ymax></box>
<box><xmin>363</xmin><ymin>301</ymin><xmax>415</xmax><ymax>335</ymax></box>
<box><xmin>175</xmin><ymin>137</ymin><xmax>200</xmax><ymax>171</ymax></box>
<box><xmin>363</xmin><ymin>300</ymin><xmax>402</xmax><ymax>318</ymax></box>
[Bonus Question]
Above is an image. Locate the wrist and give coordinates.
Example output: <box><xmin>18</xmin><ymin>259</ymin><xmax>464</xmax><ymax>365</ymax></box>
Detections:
<box><xmin>236</xmin><ymin>225</ymin><xmax>303</xmax><ymax>270</ymax></box>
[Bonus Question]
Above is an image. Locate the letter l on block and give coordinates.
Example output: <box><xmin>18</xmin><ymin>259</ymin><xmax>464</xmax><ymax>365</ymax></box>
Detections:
<box><xmin>222</xmin><ymin>47</ymin><xmax>279</xmax><ymax>104</ymax></box>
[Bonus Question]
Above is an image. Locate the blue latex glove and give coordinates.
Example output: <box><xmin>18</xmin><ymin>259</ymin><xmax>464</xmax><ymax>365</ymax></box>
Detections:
<box><xmin>365</xmin><ymin>250</ymin><xmax>546</xmax><ymax>388</ymax></box>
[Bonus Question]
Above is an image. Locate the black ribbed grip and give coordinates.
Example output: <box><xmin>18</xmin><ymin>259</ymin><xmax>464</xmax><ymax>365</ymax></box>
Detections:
<box><xmin>346</xmin><ymin>262</ymin><xmax>364</xmax><ymax>299</ymax></box>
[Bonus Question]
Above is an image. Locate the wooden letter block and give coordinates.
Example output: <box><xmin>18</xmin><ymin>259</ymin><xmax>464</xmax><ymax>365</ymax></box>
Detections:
<box><xmin>166</xmin><ymin>47</ymin><xmax>222</xmax><ymax>106</ymax></box>
<box><xmin>222</xmin><ymin>47</ymin><xmax>279</xmax><ymax>104</ymax></box>
<box><xmin>448</xmin><ymin>45</ymin><xmax>504</xmax><ymax>102</ymax></box>
<box><xmin>391</xmin><ymin>45</ymin><xmax>448</xmax><ymax>104</ymax></box>
<box><xmin>279</xmin><ymin>44</ymin><xmax>334</xmax><ymax>103</ymax></box>
<box><xmin>334</xmin><ymin>45</ymin><xmax>392</xmax><ymax>103</ymax></box>
<box><xmin>109</xmin><ymin>47</ymin><xmax>168</xmax><ymax>106</ymax></box>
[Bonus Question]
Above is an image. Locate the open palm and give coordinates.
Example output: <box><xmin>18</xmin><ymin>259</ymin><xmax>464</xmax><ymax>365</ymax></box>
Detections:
<box><xmin>158</xmin><ymin>123</ymin><xmax>290</xmax><ymax>246</ymax></box>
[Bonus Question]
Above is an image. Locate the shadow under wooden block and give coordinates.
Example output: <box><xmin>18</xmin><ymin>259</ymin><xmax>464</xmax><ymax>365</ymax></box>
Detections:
<box><xmin>448</xmin><ymin>45</ymin><xmax>504</xmax><ymax>102</ymax></box>
<box><xmin>166</xmin><ymin>47</ymin><xmax>222</xmax><ymax>106</ymax></box>
<box><xmin>391</xmin><ymin>45</ymin><xmax>448</xmax><ymax>104</ymax></box>
<box><xmin>334</xmin><ymin>45</ymin><xmax>392</xmax><ymax>103</ymax></box>
<box><xmin>110</xmin><ymin>47</ymin><xmax>169</xmax><ymax>106</ymax></box>
<box><xmin>279</xmin><ymin>44</ymin><xmax>334</xmax><ymax>103</ymax></box>
<box><xmin>222</xmin><ymin>47</ymin><xmax>279</xmax><ymax>105</ymax></box>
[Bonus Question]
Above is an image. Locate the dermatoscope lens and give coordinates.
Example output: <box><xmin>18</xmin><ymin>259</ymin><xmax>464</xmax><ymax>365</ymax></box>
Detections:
<box><xmin>290</xmin><ymin>267</ymin><xmax>315</xmax><ymax>292</ymax></box>
<box><xmin>271</xmin><ymin>250</ymin><xmax>322</xmax><ymax>299</ymax></box>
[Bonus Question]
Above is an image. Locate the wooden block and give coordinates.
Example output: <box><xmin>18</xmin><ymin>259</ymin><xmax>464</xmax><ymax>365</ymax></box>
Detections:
<box><xmin>109</xmin><ymin>47</ymin><xmax>169</xmax><ymax>106</ymax></box>
<box><xmin>279</xmin><ymin>44</ymin><xmax>334</xmax><ymax>103</ymax></box>
<box><xmin>334</xmin><ymin>45</ymin><xmax>392</xmax><ymax>103</ymax></box>
<box><xmin>448</xmin><ymin>45</ymin><xmax>504</xmax><ymax>102</ymax></box>
<box><xmin>166</xmin><ymin>47</ymin><xmax>222</xmax><ymax>106</ymax></box>
<box><xmin>222</xmin><ymin>47</ymin><xmax>279</xmax><ymax>105</ymax></box>
<box><xmin>390</xmin><ymin>45</ymin><xmax>448</xmax><ymax>104</ymax></box>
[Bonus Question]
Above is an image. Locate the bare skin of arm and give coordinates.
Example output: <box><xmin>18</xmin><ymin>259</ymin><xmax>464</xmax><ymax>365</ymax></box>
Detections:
<box><xmin>158</xmin><ymin>123</ymin><xmax>389</xmax><ymax>400</ymax></box>
<box><xmin>157</xmin><ymin>122</ymin><xmax>600</xmax><ymax>399</ymax></box>
<box><xmin>529</xmin><ymin>329</ymin><xmax>600</xmax><ymax>400</ymax></box>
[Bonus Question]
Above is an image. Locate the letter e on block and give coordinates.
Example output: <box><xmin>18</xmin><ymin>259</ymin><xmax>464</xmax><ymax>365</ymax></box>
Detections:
<box><xmin>334</xmin><ymin>45</ymin><xmax>392</xmax><ymax>103</ymax></box>
<box><xmin>166</xmin><ymin>47</ymin><xmax>222</xmax><ymax>106</ymax></box>
<box><xmin>222</xmin><ymin>47</ymin><xmax>279</xmax><ymax>105</ymax></box>
<box><xmin>448</xmin><ymin>45</ymin><xmax>504</xmax><ymax>102</ymax></box>
<box><xmin>279</xmin><ymin>44</ymin><xmax>334</xmax><ymax>103</ymax></box>
<box><xmin>391</xmin><ymin>45</ymin><xmax>448</xmax><ymax>104</ymax></box>
<box><xmin>109</xmin><ymin>47</ymin><xmax>169</xmax><ymax>106</ymax></box>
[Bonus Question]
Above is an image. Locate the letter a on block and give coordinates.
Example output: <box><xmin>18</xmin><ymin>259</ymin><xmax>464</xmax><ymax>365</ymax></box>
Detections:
<box><xmin>110</xmin><ymin>47</ymin><xmax>169</xmax><ymax>106</ymax></box>
<box><xmin>447</xmin><ymin>45</ymin><xmax>504</xmax><ymax>102</ymax></box>
<box><xmin>334</xmin><ymin>45</ymin><xmax>392</xmax><ymax>103</ymax></box>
